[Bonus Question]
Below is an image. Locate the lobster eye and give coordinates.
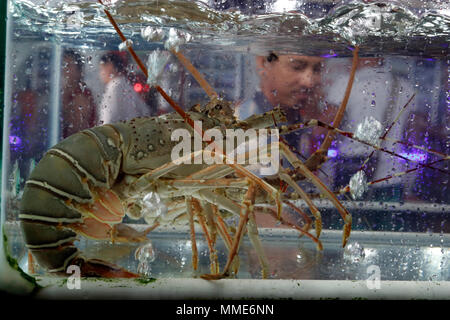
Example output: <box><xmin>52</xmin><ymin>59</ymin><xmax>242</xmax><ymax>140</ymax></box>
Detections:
<box><xmin>215</xmin><ymin>105</ymin><xmax>222</xmax><ymax>110</ymax></box>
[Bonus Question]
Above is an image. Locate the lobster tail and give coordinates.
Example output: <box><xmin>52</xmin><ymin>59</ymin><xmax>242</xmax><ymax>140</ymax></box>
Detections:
<box><xmin>20</xmin><ymin>184</ymin><xmax>83</xmax><ymax>272</ymax></box>
<box><xmin>19</xmin><ymin>127</ymin><xmax>124</xmax><ymax>274</ymax></box>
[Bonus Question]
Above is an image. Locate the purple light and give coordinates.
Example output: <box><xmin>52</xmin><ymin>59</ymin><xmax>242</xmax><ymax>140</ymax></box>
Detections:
<box><xmin>327</xmin><ymin>149</ymin><xmax>338</xmax><ymax>158</ymax></box>
<box><xmin>399</xmin><ymin>152</ymin><xmax>427</xmax><ymax>162</ymax></box>
<box><xmin>9</xmin><ymin>135</ymin><xmax>22</xmax><ymax>146</ymax></box>
<box><xmin>321</xmin><ymin>53</ymin><xmax>338</xmax><ymax>58</ymax></box>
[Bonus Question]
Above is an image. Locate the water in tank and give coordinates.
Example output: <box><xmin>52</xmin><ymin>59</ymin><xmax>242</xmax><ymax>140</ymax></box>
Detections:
<box><xmin>0</xmin><ymin>0</ymin><xmax>449</xmax><ymax>298</ymax></box>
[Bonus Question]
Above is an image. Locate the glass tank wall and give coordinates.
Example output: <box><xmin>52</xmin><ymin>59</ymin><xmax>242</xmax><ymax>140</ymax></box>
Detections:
<box><xmin>0</xmin><ymin>0</ymin><xmax>449</xmax><ymax>297</ymax></box>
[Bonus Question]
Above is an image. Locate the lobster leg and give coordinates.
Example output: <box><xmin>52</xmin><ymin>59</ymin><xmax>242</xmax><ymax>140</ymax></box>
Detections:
<box><xmin>256</xmin><ymin>206</ymin><xmax>323</xmax><ymax>251</ymax></box>
<box><xmin>246</xmin><ymin>210</ymin><xmax>269</xmax><ymax>279</ymax></box>
<box><xmin>170</xmin><ymin>178</ymin><xmax>249</xmax><ymax>189</ymax></box>
<box><xmin>213</xmin><ymin>206</ymin><xmax>240</xmax><ymax>276</ymax></box>
<box><xmin>186</xmin><ymin>164</ymin><xmax>233</xmax><ymax>180</ymax></box>
<box><xmin>192</xmin><ymin>189</ymin><xmax>255</xmax><ymax>277</ymax></box>
<box><xmin>191</xmin><ymin>199</ymin><xmax>219</xmax><ymax>274</ymax></box>
<box><xmin>201</xmin><ymin>181</ymin><xmax>256</xmax><ymax>280</ymax></box>
<box><xmin>200</xmin><ymin>201</ymin><xmax>218</xmax><ymax>248</ymax></box>
<box><xmin>284</xmin><ymin>200</ymin><xmax>313</xmax><ymax>237</ymax></box>
<box><xmin>279</xmin><ymin>142</ymin><xmax>352</xmax><ymax>247</ymax></box>
<box><xmin>185</xmin><ymin>196</ymin><xmax>199</xmax><ymax>272</ymax></box>
<box><xmin>303</xmin><ymin>46</ymin><xmax>359</xmax><ymax>173</ymax></box>
<box><xmin>131</xmin><ymin>149</ymin><xmax>281</xmax><ymax>216</ymax></box>
<box><xmin>129</xmin><ymin>155</ymin><xmax>231</xmax><ymax>196</ymax></box>
<box><xmin>279</xmin><ymin>169</ymin><xmax>322</xmax><ymax>238</ymax></box>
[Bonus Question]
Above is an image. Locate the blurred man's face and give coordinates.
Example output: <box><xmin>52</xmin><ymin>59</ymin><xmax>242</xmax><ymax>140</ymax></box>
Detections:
<box><xmin>257</xmin><ymin>54</ymin><xmax>323</xmax><ymax>109</ymax></box>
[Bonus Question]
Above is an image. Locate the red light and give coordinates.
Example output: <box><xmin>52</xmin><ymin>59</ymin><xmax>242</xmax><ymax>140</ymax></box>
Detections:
<box><xmin>134</xmin><ymin>83</ymin><xmax>143</xmax><ymax>93</ymax></box>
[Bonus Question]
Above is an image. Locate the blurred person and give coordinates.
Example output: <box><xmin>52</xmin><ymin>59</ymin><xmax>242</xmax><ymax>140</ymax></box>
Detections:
<box><xmin>98</xmin><ymin>51</ymin><xmax>151</xmax><ymax>124</ymax></box>
<box><xmin>9</xmin><ymin>80</ymin><xmax>42</xmax><ymax>161</ymax></box>
<box><xmin>61</xmin><ymin>49</ymin><xmax>97</xmax><ymax>138</ymax></box>
<box><xmin>8</xmin><ymin>62</ymin><xmax>48</xmax><ymax>193</ymax></box>
<box><xmin>238</xmin><ymin>52</ymin><xmax>338</xmax><ymax>158</ymax></box>
<box><xmin>237</xmin><ymin>52</ymin><xmax>339</xmax><ymax>228</ymax></box>
<box><xmin>240</xmin><ymin>53</ymin><xmax>324</xmax><ymax>120</ymax></box>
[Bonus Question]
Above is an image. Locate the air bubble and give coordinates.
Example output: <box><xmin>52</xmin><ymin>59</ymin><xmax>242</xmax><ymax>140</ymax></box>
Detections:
<box><xmin>135</xmin><ymin>241</ymin><xmax>156</xmax><ymax>277</ymax></box>
<box><xmin>118</xmin><ymin>39</ymin><xmax>133</xmax><ymax>51</ymax></box>
<box><xmin>142</xmin><ymin>192</ymin><xmax>168</xmax><ymax>224</ymax></box>
<box><xmin>343</xmin><ymin>241</ymin><xmax>365</xmax><ymax>263</ymax></box>
<box><xmin>135</xmin><ymin>242</ymin><xmax>156</xmax><ymax>263</ymax></box>
<box><xmin>349</xmin><ymin>170</ymin><xmax>368</xmax><ymax>200</ymax></box>
<box><xmin>146</xmin><ymin>49</ymin><xmax>171</xmax><ymax>86</ymax></box>
<box><xmin>164</xmin><ymin>28</ymin><xmax>193</xmax><ymax>52</ymax></box>
<box><xmin>353</xmin><ymin>116</ymin><xmax>383</xmax><ymax>147</ymax></box>
<box><xmin>141</xmin><ymin>26</ymin><xmax>165</xmax><ymax>42</ymax></box>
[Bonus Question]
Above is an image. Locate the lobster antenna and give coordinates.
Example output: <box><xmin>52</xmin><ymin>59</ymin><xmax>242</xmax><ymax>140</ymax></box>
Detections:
<box><xmin>98</xmin><ymin>0</ymin><xmax>282</xmax><ymax>213</ymax></box>
<box><xmin>338</xmin><ymin>157</ymin><xmax>448</xmax><ymax>195</ymax></box>
<box><xmin>98</xmin><ymin>1</ymin><xmax>217</xmax><ymax>99</ymax></box>
<box><xmin>171</xmin><ymin>50</ymin><xmax>218</xmax><ymax>98</ymax></box>
<box><xmin>321</xmin><ymin>46</ymin><xmax>360</xmax><ymax>150</ymax></box>
<box><xmin>358</xmin><ymin>93</ymin><xmax>416</xmax><ymax>172</ymax></box>
<box><xmin>282</xmin><ymin>117</ymin><xmax>449</xmax><ymax>175</ymax></box>
<box><xmin>97</xmin><ymin>0</ymin><xmax>197</xmax><ymax>130</ymax></box>
<box><xmin>304</xmin><ymin>46</ymin><xmax>359</xmax><ymax>171</ymax></box>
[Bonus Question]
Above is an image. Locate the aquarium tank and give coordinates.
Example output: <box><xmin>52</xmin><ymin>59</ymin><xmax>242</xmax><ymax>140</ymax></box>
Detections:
<box><xmin>0</xmin><ymin>0</ymin><xmax>449</xmax><ymax>299</ymax></box>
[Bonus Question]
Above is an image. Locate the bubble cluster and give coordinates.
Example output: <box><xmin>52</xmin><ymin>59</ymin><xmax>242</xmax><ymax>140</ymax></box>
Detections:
<box><xmin>343</xmin><ymin>241</ymin><xmax>365</xmax><ymax>263</ymax></box>
<box><xmin>118</xmin><ymin>39</ymin><xmax>133</xmax><ymax>51</ymax></box>
<box><xmin>141</xmin><ymin>26</ymin><xmax>165</xmax><ymax>42</ymax></box>
<box><xmin>135</xmin><ymin>242</ymin><xmax>156</xmax><ymax>277</ymax></box>
<box><xmin>349</xmin><ymin>170</ymin><xmax>369</xmax><ymax>200</ymax></box>
<box><xmin>164</xmin><ymin>28</ymin><xmax>193</xmax><ymax>52</ymax></box>
<box><xmin>146</xmin><ymin>49</ymin><xmax>171</xmax><ymax>86</ymax></box>
<box><xmin>142</xmin><ymin>191</ymin><xmax>168</xmax><ymax>224</ymax></box>
<box><xmin>354</xmin><ymin>116</ymin><xmax>383</xmax><ymax>147</ymax></box>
